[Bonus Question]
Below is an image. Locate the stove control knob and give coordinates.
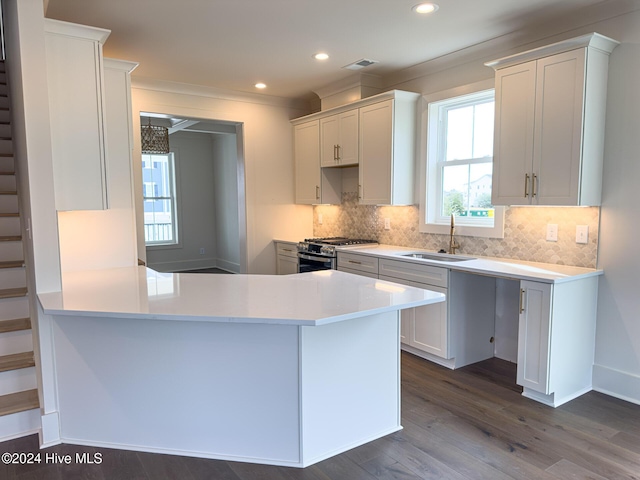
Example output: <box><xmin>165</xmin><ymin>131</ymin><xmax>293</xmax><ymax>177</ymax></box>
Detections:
<box><xmin>297</xmin><ymin>242</ymin><xmax>308</xmax><ymax>252</ymax></box>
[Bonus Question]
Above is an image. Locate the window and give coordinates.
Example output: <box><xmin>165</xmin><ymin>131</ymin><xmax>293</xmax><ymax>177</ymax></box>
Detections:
<box><xmin>419</xmin><ymin>81</ymin><xmax>504</xmax><ymax>238</ymax></box>
<box><xmin>142</xmin><ymin>153</ymin><xmax>178</xmax><ymax>245</ymax></box>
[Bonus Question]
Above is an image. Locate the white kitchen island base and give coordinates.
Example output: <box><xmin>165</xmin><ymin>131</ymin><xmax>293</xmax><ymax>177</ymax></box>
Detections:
<box><xmin>38</xmin><ymin>268</ymin><xmax>443</xmax><ymax>467</ymax></box>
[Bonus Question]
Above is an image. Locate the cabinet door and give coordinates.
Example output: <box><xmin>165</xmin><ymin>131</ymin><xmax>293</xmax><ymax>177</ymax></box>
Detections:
<box><xmin>534</xmin><ymin>49</ymin><xmax>586</xmax><ymax>205</ymax></box>
<box><xmin>277</xmin><ymin>255</ymin><xmax>299</xmax><ymax>275</ymax></box>
<box><xmin>359</xmin><ymin>100</ymin><xmax>393</xmax><ymax>205</ymax></box>
<box><xmin>320</xmin><ymin>110</ymin><xmax>359</xmax><ymax>167</ymax></box>
<box><xmin>517</xmin><ymin>281</ymin><xmax>552</xmax><ymax>394</ymax></box>
<box><xmin>294</xmin><ymin>121</ymin><xmax>321</xmax><ymax>204</ymax></box>
<box><xmin>379</xmin><ymin>274</ymin><xmax>449</xmax><ymax>359</ymax></box>
<box><xmin>46</xmin><ymin>28</ymin><xmax>108</xmax><ymax>211</ymax></box>
<box><xmin>320</xmin><ymin>115</ymin><xmax>339</xmax><ymax>167</ymax></box>
<box><xmin>492</xmin><ymin>61</ymin><xmax>537</xmax><ymax>206</ymax></box>
<box><xmin>103</xmin><ymin>59</ymin><xmax>138</xmax><ymax>209</ymax></box>
<box><xmin>412</xmin><ymin>284</ymin><xmax>448</xmax><ymax>358</ymax></box>
<box><xmin>337</xmin><ymin>110</ymin><xmax>359</xmax><ymax>166</ymax></box>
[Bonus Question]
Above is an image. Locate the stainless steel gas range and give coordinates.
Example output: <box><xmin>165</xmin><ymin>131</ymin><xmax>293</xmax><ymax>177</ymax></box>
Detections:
<box><xmin>297</xmin><ymin>237</ymin><xmax>378</xmax><ymax>273</ymax></box>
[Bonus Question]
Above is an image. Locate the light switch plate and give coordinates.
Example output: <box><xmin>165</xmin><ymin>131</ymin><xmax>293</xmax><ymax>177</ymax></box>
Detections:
<box><xmin>384</xmin><ymin>218</ymin><xmax>391</xmax><ymax>230</ymax></box>
<box><xmin>318</xmin><ymin>213</ymin><xmax>323</xmax><ymax>225</ymax></box>
<box><xmin>546</xmin><ymin>224</ymin><xmax>558</xmax><ymax>242</ymax></box>
<box><xmin>576</xmin><ymin>225</ymin><xmax>589</xmax><ymax>244</ymax></box>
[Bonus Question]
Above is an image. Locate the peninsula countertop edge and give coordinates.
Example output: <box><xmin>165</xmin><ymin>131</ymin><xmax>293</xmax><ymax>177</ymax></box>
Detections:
<box><xmin>37</xmin><ymin>266</ymin><xmax>445</xmax><ymax>326</ymax></box>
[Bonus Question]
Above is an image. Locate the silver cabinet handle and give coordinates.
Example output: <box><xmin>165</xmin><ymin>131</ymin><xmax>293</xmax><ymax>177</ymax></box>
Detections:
<box><xmin>524</xmin><ymin>174</ymin><xmax>530</xmax><ymax>198</ymax></box>
<box><xmin>519</xmin><ymin>288</ymin><xmax>525</xmax><ymax>313</ymax></box>
<box><xmin>316</xmin><ymin>185</ymin><xmax>320</xmax><ymax>199</ymax></box>
<box><xmin>336</xmin><ymin>144</ymin><xmax>341</xmax><ymax>162</ymax></box>
<box><xmin>532</xmin><ymin>174</ymin><xmax>537</xmax><ymax>198</ymax></box>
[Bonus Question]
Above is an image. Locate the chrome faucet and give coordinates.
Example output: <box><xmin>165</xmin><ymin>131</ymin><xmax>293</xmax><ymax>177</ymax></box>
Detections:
<box><xmin>449</xmin><ymin>214</ymin><xmax>460</xmax><ymax>255</ymax></box>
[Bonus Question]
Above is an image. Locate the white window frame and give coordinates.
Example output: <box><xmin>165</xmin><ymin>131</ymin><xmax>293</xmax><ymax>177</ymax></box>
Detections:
<box><xmin>418</xmin><ymin>79</ymin><xmax>505</xmax><ymax>239</ymax></box>
<box><xmin>142</xmin><ymin>151</ymin><xmax>181</xmax><ymax>248</ymax></box>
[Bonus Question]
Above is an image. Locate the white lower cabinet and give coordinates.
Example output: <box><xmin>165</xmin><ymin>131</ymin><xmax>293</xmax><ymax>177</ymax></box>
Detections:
<box><xmin>378</xmin><ymin>258</ymin><xmax>451</xmax><ymax>359</ymax></box>
<box><xmin>334</xmin><ymin>249</ymin><xmax>599</xmax><ymax>406</ymax></box>
<box><xmin>517</xmin><ymin>280</ymin><xmax>552</xmax><ymax>393</ymax></box>
<box><xmin>516</xmin><ymin>277</ymin><xmax>598</xmax><ymax>406</ymax></box>
<box><xmin>275</xmin><ymin>242</ymin><xmax>299</xmax><ymax>275</ymax></box>
<box><xmin>380</xmin><ymin>274</ymin><xmax>448</xmax><ymax>358</ymax></box>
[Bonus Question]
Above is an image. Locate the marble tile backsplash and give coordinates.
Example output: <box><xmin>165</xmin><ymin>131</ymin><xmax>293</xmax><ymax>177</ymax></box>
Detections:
<box><xmin>314</xmin><ymin>193</ymin><xmax>599</xmax><ymax>268</ymax></box>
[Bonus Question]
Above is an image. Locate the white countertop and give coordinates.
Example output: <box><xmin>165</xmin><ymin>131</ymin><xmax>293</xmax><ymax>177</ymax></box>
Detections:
<box><xmin>38</xmin><ymin>267</ymin><xmax>445</xmax><ymax>326</ymax></box>
<box><xmin>339</xmin><ymin>245</ymin><xmax>602</xmax><ymax>284</ymax></box>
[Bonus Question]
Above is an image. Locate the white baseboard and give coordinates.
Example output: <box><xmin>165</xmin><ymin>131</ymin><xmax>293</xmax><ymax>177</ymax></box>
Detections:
<box><xmin>148</xmin><ymin>258</ymin><xmax>240</xmax><ymax>274</ymax></box>
<box><xmin>593</xmin><ymin>364</ymin><xmax>640</xmax><ymax>406</ymax></box>
<box><xmin>147</xmin><ymin>258</ymin><xmax>217</xmax><ymax>272</ymax></box>
<box><xmin>216</xmin><ymin>258</ymin><xmax>240</xmax><ymax>274</ymax></box>
<box><xmin>40</xmin><ymin>411</ymin><xmax>61</xmax><ymax>447</ymax></box>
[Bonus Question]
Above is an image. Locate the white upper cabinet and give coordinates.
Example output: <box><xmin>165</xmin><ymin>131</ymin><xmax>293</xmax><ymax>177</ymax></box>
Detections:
<box><xmin>359</xmin><ymin>93</ymin><xmax>418</xmax><ymax>205</ymax></box>
<box><xmin>45</xmin><ymin>19</ymin><xmax>111</xmax><ymax>211</ymax></box>
<box><xmin>320</xmin><ymin>109</ymin><xmax>359</xmax><ymax>167</ymax></box>
<box><xmin>103</xmin><ymin>58</ymin><xmax>139</xmax><ymax>210</ymax></box>
<box><xmin>294</xmin><ymin>120</ymin><xmax>341</xmax><ymax>205</ymax></box>
<box><xmin>488</xmin><ymin>33</ymin><xmax>619</xmax><ymax>206</ymax></box>
<box><xmin>292</xmin><ymin>90</ymin><xmax>419</xmax><ymax>206</ymax></box>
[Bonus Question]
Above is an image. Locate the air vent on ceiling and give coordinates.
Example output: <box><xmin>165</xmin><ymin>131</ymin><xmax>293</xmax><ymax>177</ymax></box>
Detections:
<box><xmin>343</xmin><ymin>58</ymin><xmax>380</xmax><ymax>71</ymax></box>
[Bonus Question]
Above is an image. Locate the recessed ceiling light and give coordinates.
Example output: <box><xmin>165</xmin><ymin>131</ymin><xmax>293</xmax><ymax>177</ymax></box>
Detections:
<box><xmin>314</xmin><ymin>52</ymin><xmax>329</xmax><ymax>61</ymax></box>
<box><xmin>255</xmin><ymin>83</ymin><xmax>267</xmax><ymax>89</ymax></box>
<box><xmin>413</xmin><ymin>3</ymin><xmax>439</xmax><ymax>14</ymax></box>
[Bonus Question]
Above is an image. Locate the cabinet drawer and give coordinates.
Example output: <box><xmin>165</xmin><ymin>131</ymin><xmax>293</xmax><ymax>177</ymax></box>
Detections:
<box><xmin>276</xmin><ymin>242</ymin><xmax>298</xmax><ymax>258</ymax></box>
<box><xmin>337</xmin><ymin>252</ymin><xmax>379</xmax><ymax>276</ymax></box>
<box><xmin>379</xmin><ymin>258</ymin><xmax>448</xmax><ymax>288</ymax></box>
<box><xmin>339</xmin><ymin>266</ymin><xmax>378</xmax><ymax>279</ymax></box>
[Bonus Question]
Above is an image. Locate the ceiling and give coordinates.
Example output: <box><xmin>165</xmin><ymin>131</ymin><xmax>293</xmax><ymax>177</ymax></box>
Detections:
<box><xmin>45</xmin><ymin>0</ymin><xmax>610</xmax><ymax>102</ymax></box>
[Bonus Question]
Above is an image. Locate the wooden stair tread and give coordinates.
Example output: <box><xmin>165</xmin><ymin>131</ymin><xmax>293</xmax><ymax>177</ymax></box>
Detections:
<box><xmin>0</xmin><ymin>260</ymin><xmax>23</xmax><ymax>269</ymax></box>
<box><xmin>0</xmin><ymin>287</ymin><xmax>27</xmax><ymax>299</ymax></box>
<box><xmin>0</xmin><ymin>191</ymin><xmax>17</xmax><ymax>195</ymax></box>
<box><xmin>0</xmin><ymin>351</ymin><xmax>35</xmax><ymax>373</ymax></box>
<box><xmin>0</xmin><ymin>212</ymin><xmax>19</xmax><ymax>217</ymax></box>
<box><xmin>0</xmin><ymin>236</ymin><xmax>21</xmax><ymax>242</ymax></box>
<box><xmin>0</xmin><ymin>389</ymin><xmax>39</xmax><ymax>417</ymax></box>
<box><xmin>0</xmin><ymin>153</ymin><xmax>13</xmax><ymax>157</ymax></box>
<box><xmin>0</xmin><ymin>317</ymin><xmax>31</xmax><ymax>333</ymax></box>
<box><xmin>0</xmin><ymin>171</ymin><xmax>15</xmax><ymax>175</ymax></box>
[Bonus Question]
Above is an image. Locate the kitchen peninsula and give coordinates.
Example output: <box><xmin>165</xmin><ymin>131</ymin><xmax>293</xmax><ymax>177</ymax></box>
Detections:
<box><xmin>36</xmin><ymin>267</ymin><xmax>444</xmax><ymax>468</ymax></box>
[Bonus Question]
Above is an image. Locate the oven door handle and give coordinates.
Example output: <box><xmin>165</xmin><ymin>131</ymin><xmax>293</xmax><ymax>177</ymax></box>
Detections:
<box><xmin>298</xmin><ymin>253</ymin><xmax>332</xmax><ymax>262</ymax></box>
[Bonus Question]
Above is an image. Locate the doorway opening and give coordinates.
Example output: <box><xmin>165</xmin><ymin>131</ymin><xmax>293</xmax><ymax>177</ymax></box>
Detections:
<box><xmin>139</xmin><ymin>113</ymin><xmax>247</xmax><ymax>274</ymax></box>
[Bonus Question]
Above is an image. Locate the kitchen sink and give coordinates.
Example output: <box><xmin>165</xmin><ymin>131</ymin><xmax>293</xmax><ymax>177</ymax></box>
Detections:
<box><xmin>401</xmin><ymin>252</ymin><xmax>476</xmax><ymax>262</ymax></box>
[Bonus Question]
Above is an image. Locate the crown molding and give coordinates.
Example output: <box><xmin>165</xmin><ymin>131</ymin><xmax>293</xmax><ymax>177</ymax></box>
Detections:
<box><xmin>131</xmin><ymin>76</ymin><xmax>313</xmax><ymax>113</ymax></box>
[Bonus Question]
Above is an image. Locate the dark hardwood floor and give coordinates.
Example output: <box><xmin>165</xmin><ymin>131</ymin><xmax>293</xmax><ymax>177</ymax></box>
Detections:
<box><xmin>2</xmin><ymin>352</ymin><xmax>640</xmax><ymax>479</ymax></box>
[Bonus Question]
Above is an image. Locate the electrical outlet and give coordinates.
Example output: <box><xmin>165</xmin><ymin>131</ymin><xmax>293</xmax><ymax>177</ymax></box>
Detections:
<box><xmin>576</xmin><ymin>225</ymin><xmax>589</xmax><ymax>244</ymax></box>
<box><xmin>318</xmin><ymin>213</ymin><xmax>323</xmax><ymax>225</ymax></box>
<box><xmin>384</xmin><ymin>218</ymin><xmax>391</xmax><ymax>230</ymax></box>
<box><xmin>546</xmin><ymin>224</ymin><xmax>558</xmax><ymax>242</ymax></box>
<box><xmin>199</xmin><ymin>248</ymin><xmax>205</xmax><ymax>255</ymax></box>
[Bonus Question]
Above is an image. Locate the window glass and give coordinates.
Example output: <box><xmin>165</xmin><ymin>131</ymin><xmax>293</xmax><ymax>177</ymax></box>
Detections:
<box><xmin>434</xmin><ymin>91</ymin><xmax>496</xmax><ymax>226</ymax></box>
<box><xmin>142</xmin><ymin>153</ymin><xmax>178</xmax><ymax>245</ymax></box>
<box><xmin>419</xmin><ymin>84</ymin><xmax>504</xmax><ymax>238</ymax></box>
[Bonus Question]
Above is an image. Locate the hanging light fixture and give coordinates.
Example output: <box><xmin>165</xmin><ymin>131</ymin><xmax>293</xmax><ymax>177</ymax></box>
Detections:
<box><xmin>141</xmin><ymin>117</ymin><xmax>170</xmax><ymax>154</ymax></box>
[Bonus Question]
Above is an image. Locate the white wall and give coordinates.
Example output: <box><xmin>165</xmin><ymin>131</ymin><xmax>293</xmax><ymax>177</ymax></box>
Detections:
<box><xmin>146</xmin><ymin>131</ymin><xmax>218</xmax><ymax>272</ymax></box>
<box><xmin>131</xmin><ymin>82</ymin><xmax>314</xmax><ymax>274</ymax></box>
<box><xmin>593</xmin><ymin>11</ymin><xmax>640</xmax><ymax>404</ymax></box>
<box><xmin>386</xmin><ymin>2</ymin><xmax>640</xmax><ymax>404</ymax></box>
<box><xmin>212</xmin><ymin>133</ymin><xmax>241</xmax><ymax>273</ymax></box>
